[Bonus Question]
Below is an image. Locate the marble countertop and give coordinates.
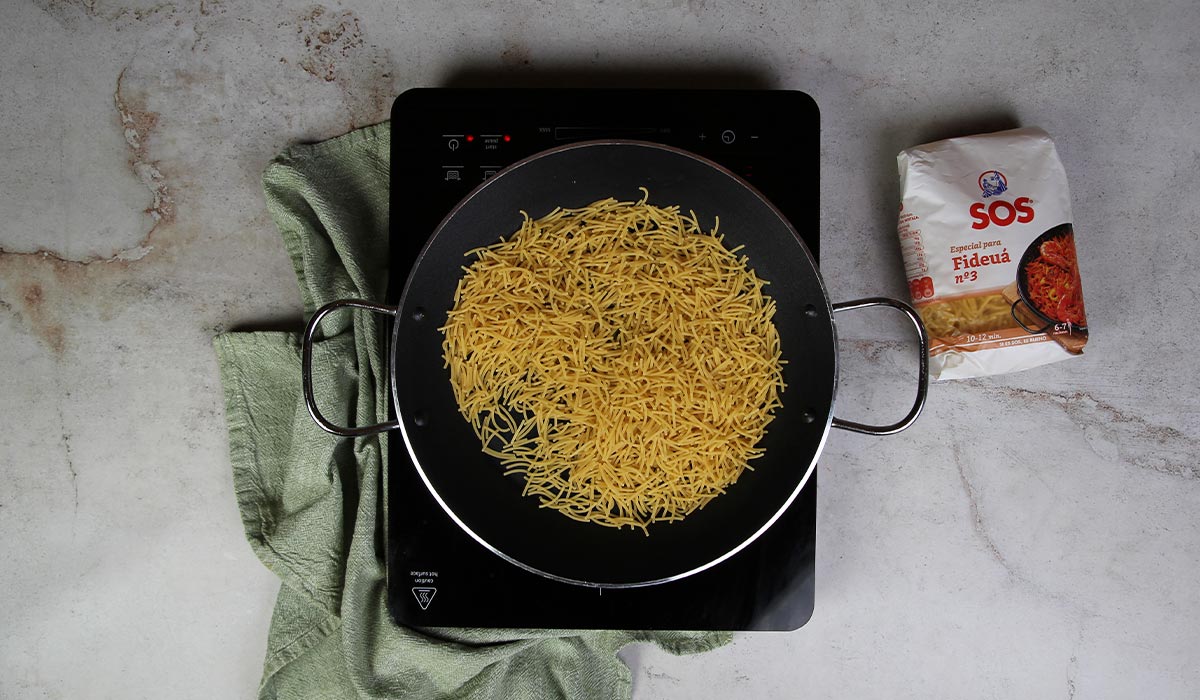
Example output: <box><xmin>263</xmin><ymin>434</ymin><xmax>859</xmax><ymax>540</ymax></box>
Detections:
<box><xmin>3</xmin><ymin>1</ymin><xmax>1198</xmax><ymax>697</ymax></box>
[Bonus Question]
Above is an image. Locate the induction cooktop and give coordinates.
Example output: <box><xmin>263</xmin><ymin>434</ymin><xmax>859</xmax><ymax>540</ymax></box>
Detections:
<box><xmin>386</xmin><ymin>88</ymin><xmax>819</xmax><ymax>630</ymax></box>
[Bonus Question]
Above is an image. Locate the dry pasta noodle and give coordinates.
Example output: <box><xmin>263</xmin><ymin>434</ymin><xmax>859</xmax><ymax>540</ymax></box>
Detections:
<box><xmin>918</xmin><ymin>292</ymin><xmax>1015</xmax><ymax>338</ymax></box>
<box><xmin>440</xmin><ymin>190</ymin><xmax>785</xmax><ymax>534</ymax></box>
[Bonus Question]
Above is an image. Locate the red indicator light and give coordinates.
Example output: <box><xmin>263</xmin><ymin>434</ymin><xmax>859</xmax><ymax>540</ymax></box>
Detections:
<box><xmin>466</xmin><ymin>134</ymin><xmax>475</xmax><ymax>142</ymax></box>
<box><xmin>503</xmin><ymin>134</ymin><xmax>512</xmax><ymax>142</ymax></box>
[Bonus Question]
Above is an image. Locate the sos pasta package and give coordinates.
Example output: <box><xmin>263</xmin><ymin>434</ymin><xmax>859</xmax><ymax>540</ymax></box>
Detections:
<box><xmin>896</xmin><ymin>127</ymin><xmax>1088</xmax><ymax>380</ymax></box>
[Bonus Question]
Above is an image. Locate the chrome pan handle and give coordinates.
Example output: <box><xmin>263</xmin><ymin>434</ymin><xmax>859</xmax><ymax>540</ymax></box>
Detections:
<box><xmin>301</xmin><ymin>298</ymin><xmax>399</xmax><ymax>438</ymax></box>
<box><xmin>830</xmin><ymin>297</ymin><xmax>929</xmax><ymax>436</ymax></box>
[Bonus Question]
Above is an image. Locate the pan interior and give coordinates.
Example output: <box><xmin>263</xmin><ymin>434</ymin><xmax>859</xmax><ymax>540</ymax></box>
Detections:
<box><xmin>391</xmin><ymin>141</ymin><xmax>835</xmax><ymax>586</ymax></box>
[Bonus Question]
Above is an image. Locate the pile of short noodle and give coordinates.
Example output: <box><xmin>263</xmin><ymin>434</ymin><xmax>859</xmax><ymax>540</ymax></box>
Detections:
<box><xmin>440</xmin><ymin>191</ymin><xmax>785</xmax><ymax>534</ymax></box>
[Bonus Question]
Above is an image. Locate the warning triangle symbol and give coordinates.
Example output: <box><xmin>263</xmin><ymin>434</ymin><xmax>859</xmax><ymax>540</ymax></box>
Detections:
<box><xmin>412</xmin><ymin>587</ymin><xmax>437</xmax><ymax>610</ymax></box>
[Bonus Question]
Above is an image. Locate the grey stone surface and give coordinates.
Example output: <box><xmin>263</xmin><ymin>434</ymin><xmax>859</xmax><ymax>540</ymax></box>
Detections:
<box><xmin>1</xmin><ymin>0</ymin><xmax>1198</xmax><ymax>697</ymax></box>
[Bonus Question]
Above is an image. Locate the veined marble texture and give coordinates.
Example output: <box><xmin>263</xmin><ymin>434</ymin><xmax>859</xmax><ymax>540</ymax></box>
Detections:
<box><xmin>1</xmin><ymin>1</ymin><xmax>1197</xmax><ymax>698</ymax></box>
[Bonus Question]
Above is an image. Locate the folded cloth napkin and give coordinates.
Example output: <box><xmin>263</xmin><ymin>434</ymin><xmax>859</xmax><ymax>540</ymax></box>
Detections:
<box><xmin>213</xmin><ymin>122</ymin><xmax>729</xmax><ymax>699</ymax></box>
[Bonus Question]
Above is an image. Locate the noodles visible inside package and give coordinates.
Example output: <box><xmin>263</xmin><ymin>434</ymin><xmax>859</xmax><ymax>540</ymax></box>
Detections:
<box><xmin>896</xmin><ymin>127</ymin><xmax>1088</xmax><ymax>380</ymax></box>
<box><xmin>918</xmin><ymin>293</ymin><xmax>1012</xmax><ymax>337</ymax></box>
<box><xmin>440</xmin><ymin>191</ymin><xmax>785</xmax><ymax>534</ymax></box>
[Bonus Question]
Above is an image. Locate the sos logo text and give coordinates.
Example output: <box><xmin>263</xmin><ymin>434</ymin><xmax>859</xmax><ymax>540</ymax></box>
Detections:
<box><xmin>970</xmin><ymin>170</ymin><xmax>1034</xmax><ymax>230</ymax></box>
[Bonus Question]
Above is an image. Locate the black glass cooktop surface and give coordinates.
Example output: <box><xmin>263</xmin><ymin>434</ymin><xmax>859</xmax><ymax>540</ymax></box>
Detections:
<box><xmin>387</xmin><ymin>88</ymin><xmax>819</xmax><ymax>630</ymax></box>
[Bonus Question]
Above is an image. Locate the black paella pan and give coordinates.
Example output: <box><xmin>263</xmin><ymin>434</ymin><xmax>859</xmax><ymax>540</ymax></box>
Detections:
<box><xmin>302</xmin><ymin>141</ymin><xmax>929</xmax><ymax>588</ymax></box>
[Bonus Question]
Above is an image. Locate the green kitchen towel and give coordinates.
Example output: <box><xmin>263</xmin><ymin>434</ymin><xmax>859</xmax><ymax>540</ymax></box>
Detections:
<box><xmin>213</xmin><ymin>122</ymin><xmax>729</xmax><ymax>700</ymax></box>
